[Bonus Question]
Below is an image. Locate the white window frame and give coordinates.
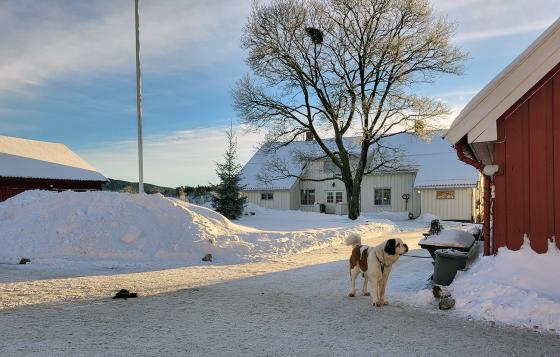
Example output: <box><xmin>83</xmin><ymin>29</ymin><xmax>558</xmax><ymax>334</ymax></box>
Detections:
<box><xmin>326</xmin><ymin>191</ymin><xmax>343</xmax><ymax>204</ymax></box>
<box><xmin>374</xmin><ymin>188</ymin><xmax>391</xmax><ymax>206</ymax></box>
<box><xmin>261</xmin><ymin>192</ymin><xmax>274</xmax><ymax>200</ymax></box>
<box><xmin>300</xmin><ymin>189</ymin><xmax>316</xmax><ymax>205</ymax></box>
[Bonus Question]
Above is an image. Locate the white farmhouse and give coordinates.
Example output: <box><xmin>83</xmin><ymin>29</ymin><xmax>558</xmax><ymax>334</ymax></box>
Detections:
<box><xmin>240</xmin><ymin>133</ymin><xmax>482</xmax><ymax>222</ymax></box>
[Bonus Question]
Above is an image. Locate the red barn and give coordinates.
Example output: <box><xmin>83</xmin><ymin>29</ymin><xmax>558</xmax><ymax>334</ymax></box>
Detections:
<box><xmin>0</xmin><ymin>135</ymin><xmax>107</xmax><ymax>202</ymax></box>
<box><xmin>446</xmin><ymin>18</ymin><xmax>560</xmax><ymax>255</ymax></box>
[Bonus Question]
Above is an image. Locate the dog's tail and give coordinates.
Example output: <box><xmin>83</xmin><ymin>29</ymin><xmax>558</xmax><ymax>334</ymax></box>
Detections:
<box><xmin>345</xmin><ymin>233</ymin><xmax>362</xmax><ymax>247</ymax></box>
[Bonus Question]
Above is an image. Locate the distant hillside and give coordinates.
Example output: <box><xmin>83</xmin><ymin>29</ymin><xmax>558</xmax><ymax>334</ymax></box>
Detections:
<box><xmin>103</xmin><ymin>179</ymin><xmax>178</xmax><ymax>197</ymax></box>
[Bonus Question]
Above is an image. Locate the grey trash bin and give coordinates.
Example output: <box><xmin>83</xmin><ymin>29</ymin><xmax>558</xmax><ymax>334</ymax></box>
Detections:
<box><xmin>433</xmin><ymin>249</ymin><xmax>468</xmax><ymax>286</ymax></box>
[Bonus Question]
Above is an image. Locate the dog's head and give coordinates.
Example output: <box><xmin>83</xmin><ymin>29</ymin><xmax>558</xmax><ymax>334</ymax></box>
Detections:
<box><xmin>384</xmin><ymin>238</ymin><xmax>408</xmax><ymax>257</ymax></box>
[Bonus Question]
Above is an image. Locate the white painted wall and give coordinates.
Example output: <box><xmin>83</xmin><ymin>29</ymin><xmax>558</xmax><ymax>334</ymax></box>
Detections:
<box><xmin>360</xmin><ymin>172</ymin><xmax>420</xmax><ymax>215</ymax></box>
<box><xmin>300</xmin><ymin>160</ymin><xmax>347</xmax><ymax>213</ymax></box>
<box><xmin>242</xmin><ymin>190</ymin><xmax>293</xmax><ymax>210</ymax></box>
<box><xmin>418</xmin><ymin>187</ymin><xmax>474</xmax><ymax>221</ymax></box>
<box><xmin>243</xmin><ymin>157</ymin><xmax>477</xmax><ymax>220</ymax></box>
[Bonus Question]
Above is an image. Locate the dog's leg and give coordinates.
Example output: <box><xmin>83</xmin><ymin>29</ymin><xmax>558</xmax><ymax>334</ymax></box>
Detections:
<box><xmin>379</xmin><ymin>267</ymin><xmax>392</xmax><ymax>305</ymax></box>
<box><xmin>349</xmin><ymin>266</ymin><xmax>359</xmax><ymax>297</ymax></box>
<box><xmin>361</xmin><ymin>273</ymin><xmax>370</xmax><ymax>296</ymax></box>
<box><xmin>369</xmin><ymin>272</ymin><xmax>381</xmax><ymax>306</ymax></box>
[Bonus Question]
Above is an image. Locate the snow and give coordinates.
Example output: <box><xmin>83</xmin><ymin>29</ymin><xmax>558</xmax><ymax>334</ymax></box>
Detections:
<box><xmin>2</xmin><ymin>235</ymin><xmax>559</xmax><ymax>355</ymax></box>
<box><xmin>419</xmin><ymin>229</ymin><xmax>476</xmax><ymax>248</ymax></box>
<box><xmin>1</xmin><ymin>189</ymin><xmax>556</xmax><ymax>341</ymax></box>
<box><xmin>0</xmin><ymin>191</ymin><xmax>395</xmax><ymax>267</ymax></box>
<box><xmin>450</xmin><ymin>238</ymin><xmax>560</xmax><ymax>332</ymax></box>
<box><xmin>0</xmin><ymin>135</ymin><xmax>106</xmax><ymax>181</ymax></box>
<box><xmin>378</xmin><ymin>134</ymin><xmax>479</xmax><ymax>188</ymax></box>
<box><xmin>415</xmin><ymin>179</ymin><xmax>478</xmax><ymax>188</ymax></box>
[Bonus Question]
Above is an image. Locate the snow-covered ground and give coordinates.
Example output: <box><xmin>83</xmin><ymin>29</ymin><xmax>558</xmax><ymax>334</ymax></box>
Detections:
<box><xmin>451</xmin><ymin>239</ymin><xmax>560</xmax><ymax>331</ymax></box>
<box><xmin>1</xmin><ymin>190</ymin><xmax>558</xmax><ymax>350</ymax></box>
<box><xmin>1</xmin><ymin>238</ymin><xmax>559</xmax><ymax>356</ymax></box>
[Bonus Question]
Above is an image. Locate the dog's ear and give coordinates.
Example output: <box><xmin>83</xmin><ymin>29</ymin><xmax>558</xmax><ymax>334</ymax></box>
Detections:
<box><xmin>384</xmin><ymin>239</ymin><xmax>396</xmax><ymax>255</ymax></box>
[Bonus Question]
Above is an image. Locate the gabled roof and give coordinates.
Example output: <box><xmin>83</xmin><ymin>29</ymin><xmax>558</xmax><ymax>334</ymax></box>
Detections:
<box><xmin>240</xmin><ymin>137</ymin><xmax>363</xmax><ymax>191</ymax></box>
<box><xmin>445</xmin><ymin>18</ymin><xmax>560</xmax><ymax>145</ymax></box>
<box><xmin>0</xmin><ymin>135</ymin><xmax>107</xmax><ymax>182</ymax></box>
<box><xmin>240</xmin><ymin>133</ymin><xmax>479</xmax><ymax>191</ymax></box>
<box><xmin>382</xmin><ymin>134</ymin><xmax>479</xmax><ymax>188</ymax></box>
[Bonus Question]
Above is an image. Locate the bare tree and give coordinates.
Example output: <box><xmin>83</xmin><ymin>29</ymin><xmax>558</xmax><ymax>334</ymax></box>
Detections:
<box><xmin>234</xmin><ymin>0</ymin><xmax>466</xmax><ymax>219</ymax></box>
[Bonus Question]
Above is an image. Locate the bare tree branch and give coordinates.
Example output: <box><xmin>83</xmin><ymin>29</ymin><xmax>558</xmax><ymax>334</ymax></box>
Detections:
<box><xmin>234</xmin><ymin>0</ymin><xmax>466</xmax><ymax>219</ymax></box>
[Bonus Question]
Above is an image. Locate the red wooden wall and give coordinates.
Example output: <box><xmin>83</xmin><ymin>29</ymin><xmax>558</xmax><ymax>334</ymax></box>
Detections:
<box><xmin>494</xmin><ymin>66</ymin><xmax>560</xmax><ymax>253</ymax></box>
<box><xmin>0</xmin><ymin>178</ymin><xmax>104</xmax><ymax>202</ymax></box>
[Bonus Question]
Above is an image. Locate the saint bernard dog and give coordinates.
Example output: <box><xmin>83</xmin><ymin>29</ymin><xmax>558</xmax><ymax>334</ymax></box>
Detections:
<box><xmin>345</xmin><ymin>234</ymin><xmax>408</xmax><ymax>306</ymax></box>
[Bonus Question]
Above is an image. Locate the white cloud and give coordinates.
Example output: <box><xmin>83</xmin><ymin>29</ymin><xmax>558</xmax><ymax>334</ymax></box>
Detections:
<box><xmin>431</xmin><ymin>0</ymin><xmax>560</xmax><ymax>43</ymax></box>
<box><xmin>0</xmin><ymin>0</ymin><xmax>250</xmax><ymax>95</ymax></box>
<box><xmin>79</xmin><ymin>125</ymin><xmax>264</xmax><ymax>187</ymax></box>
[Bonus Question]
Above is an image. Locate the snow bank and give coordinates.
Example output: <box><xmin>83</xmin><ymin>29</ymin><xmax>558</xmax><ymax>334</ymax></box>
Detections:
<box><xmin>450</xmin><ymin>238</ymin><xmax>560</xmax><ymax>332</ymax></box>
<box><xmin>0</xmin><ymin>191</ymin><xmax>395</xmax><ymax>266</ymax></box>
<box><xmin>419</xmin><ymin>229</ymin><xmax>476</xmax><ymax>248</ymax></box>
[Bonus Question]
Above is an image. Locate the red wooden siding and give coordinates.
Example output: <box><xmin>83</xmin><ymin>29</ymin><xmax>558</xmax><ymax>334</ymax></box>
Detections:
<box><xmin>554</xmin><ymin>75</ymin><xmax>560</xmax><ymax>247</ymax></box>
<box><xmin>494</xmin><ymin>68</ymin><xmax>560</xmax><ymax>253</ymax></box>
<box><xmin>0</xmin><ymin>178</ymin><xmax>104</xmax><ymax>202</ymax></box>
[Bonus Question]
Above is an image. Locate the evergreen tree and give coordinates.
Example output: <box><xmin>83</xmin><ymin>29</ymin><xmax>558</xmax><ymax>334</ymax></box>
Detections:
<box><xmin>212</xmin><ymin>126</ymin><xmax>247</xmax><ymax>219</ymax></box>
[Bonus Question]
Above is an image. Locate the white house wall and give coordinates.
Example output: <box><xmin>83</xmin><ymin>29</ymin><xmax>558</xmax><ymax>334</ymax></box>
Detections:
<box><xmin>360</xmin><ymin>173</ymin><xmax>420</xmax><ymax>215</ymax></box>
<box><xmin>419</xmin><ymin>187</ymin><xmax>473</xmax><ymax>221</ymax></box>
<box><xmin>242</xmin><ymin>190</ymin><xmax>292</xmax><ymax>210</ymax></box>
<box><xmin>300</xmin><ymin>160</ymin><xmax>347</xmax><ymax>213</ymax></box>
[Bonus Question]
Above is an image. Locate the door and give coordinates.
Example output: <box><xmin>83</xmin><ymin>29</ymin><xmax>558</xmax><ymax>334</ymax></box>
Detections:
<box><xmin>325</xmin><ymin>191</ymin><xmax>343</xmax><ymax>214</ymax></box>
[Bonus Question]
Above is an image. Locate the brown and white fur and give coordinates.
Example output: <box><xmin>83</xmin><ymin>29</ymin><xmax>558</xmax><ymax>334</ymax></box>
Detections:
<box><xmin>345</xmin><ymin>234</ymin><xmax>408</xmax><ymax>307</ymax></box>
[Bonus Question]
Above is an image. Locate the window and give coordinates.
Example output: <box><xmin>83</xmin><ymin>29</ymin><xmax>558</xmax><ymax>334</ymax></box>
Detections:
<box><xmin>436</xmin><ymin>190</ymin><xmax>455</xmax><ymax>200</ymax></box>
<box><xmin>326</xmin><ymin>191</ymin><xmax>343</xmax><ymax>204</ymax></box>
<box><xmin>261</xmin><ymin>192</ymin><xmax>274</xmax><ymax>200</ymax></box>
<box><xmin>335</xmin><ymin>191</ymin><xmax>343</xmax><ymax>203</ymax></box>
<box><xmin>374</xmin><ymin>188</ymin><xmax>391</xmax><ymax>205</ymax></box>
<box><xmin>301</xmin><ymin>189</ymin><xmax>315</xmax><ymax>205</ymax></box>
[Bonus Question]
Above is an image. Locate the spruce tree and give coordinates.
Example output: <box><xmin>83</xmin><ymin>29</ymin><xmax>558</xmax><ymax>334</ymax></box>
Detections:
<box><xmin>212</xmin><ymin>125</ymin><xmax>247</xmax><ymax>219</ymax></box>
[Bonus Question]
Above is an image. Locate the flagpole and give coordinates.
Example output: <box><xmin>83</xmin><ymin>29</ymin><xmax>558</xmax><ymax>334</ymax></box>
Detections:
<box><xmin>135</xmin><ymin>0</ymin><xmax>144</xmax><ymax>194</ymax></box>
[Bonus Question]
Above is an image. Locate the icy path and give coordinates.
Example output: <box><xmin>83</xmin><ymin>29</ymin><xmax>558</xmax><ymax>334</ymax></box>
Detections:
<box><xmin>1</xmin><ymin>231</ymin><xmax>559</xmax><ymax>356</ymax></box>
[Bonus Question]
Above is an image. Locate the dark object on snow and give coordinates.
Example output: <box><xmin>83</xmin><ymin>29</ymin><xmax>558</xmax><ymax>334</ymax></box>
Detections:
<box><xmin>432</xmin><ymin>285</ymin><xmax>451</xmax><ymax>299</ymax></box>
<box><xmin>202</xmin><ymin>253</ymin><xmax>213</xmax><ymax>262</ymax></box>
<box><xmin>113</xmin><ymin>289</ymin><xmax>138</xmax><ymax>299</ymax></box>
<box><xmin>305</xmin><ymin>27</ymin><xmax>323</xmax><ymax>44</ymax></box>
<box><xmin>439</xmin><ymin>297</ymin><xmax>456</xmax><ymax>310</ymax></box>
<box><xmin>319</xmin><ymin>203</ymin><xmax>326</xmax><ymax>213</ymax></box>
<box><xmin>408</xmin><ymin>212</ymin><xmax>415</xmax><ymax>220</ymax></box>
<box><xmin>422</xmin><ymin>219</ymin><xmax>443</xmax><ymax>238</ymax></box>
<box><xmin>432</xmin><ymin>249</ymin><xmax>469</xmax><ymax>286</ymax></box>
<box><xmin>19</xmin><ymin>257</ymin><xmax>31</xmax><ymax>264</ymax></box>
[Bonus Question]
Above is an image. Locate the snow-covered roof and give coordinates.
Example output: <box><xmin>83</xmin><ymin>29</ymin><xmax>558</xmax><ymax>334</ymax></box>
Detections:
<box><xmin>445</xmin><ymin>18</ymin><xmax>560</xmax><ymax>145</ymax></box>
<box><xmin>0</xmin><ymin>135</ymin><xmax>107</xmax><ymax>182</ymax></box>
<box><xmin>240</xmin><ymin>137</ymin><xmax>363</xmax><ymax>191</ymax></box>
<box><xmin>240</xmin><ymin>133</ymin><xmax>479</xmax><ymax>190</ymax></box>
<box><xmin>382</xmin><ymin>134</ymin><xmax>479</xmax><ymax>188</ymax></box>
<box><xmin>414</xmin><ymin>179</ymin><xmax>478</xmax><ymax>189</ymax></box>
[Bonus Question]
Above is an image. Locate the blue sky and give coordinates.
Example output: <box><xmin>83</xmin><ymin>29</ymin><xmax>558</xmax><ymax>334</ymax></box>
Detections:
<box><xmin>1</xmin><ymin>0</ymin><xmax>559</xmax><ymax>187</ymax></box>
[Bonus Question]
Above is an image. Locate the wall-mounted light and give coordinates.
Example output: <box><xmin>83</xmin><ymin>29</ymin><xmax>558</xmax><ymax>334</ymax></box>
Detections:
<box><xmin>331</xmin><ymin>182</ymin><xmax>335</xmax><ymax>188</ymax></box>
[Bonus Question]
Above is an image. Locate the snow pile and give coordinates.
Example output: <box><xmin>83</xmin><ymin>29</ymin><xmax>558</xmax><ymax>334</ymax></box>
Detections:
<box><xmin>363</xmin><ymin>211</ymin><xmax>411</xmax><ymax>222</ymax></box>
<box><xmin>450</xmin><ymin>238</ymin><xmax>560</xmax><ymax>332</ymax></box>
<box><xmin>0</xmin><ymin>191</ymin><xmax>395</xmax><ymax>266</ymax></box>
<box><xmin>238</xmin><ymin>202</ymin><xmax>378</xmax><ymax>231</ymax></box>
<box><xmin>419</xmin><ymin>229</ymin><xmax>476</xmax><ymax>248</ymax></box>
